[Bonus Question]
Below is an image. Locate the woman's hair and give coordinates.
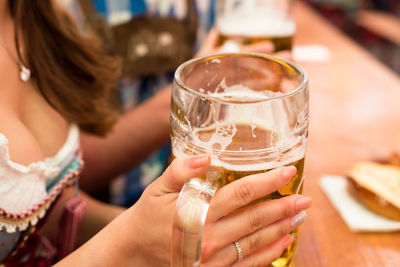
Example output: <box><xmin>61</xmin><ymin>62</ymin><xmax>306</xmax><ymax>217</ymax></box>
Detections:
<box><xmin>9</xmin><ymin>0</ymin><xmax>120</xmax><ymax>136</ymax></box>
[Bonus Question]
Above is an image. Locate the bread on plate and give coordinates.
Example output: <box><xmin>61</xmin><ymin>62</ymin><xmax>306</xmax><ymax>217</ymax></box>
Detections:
<box><xmin>347</xmin><ymin>160</ymin><xmax>400</xmax><ymax>221</ymax></box>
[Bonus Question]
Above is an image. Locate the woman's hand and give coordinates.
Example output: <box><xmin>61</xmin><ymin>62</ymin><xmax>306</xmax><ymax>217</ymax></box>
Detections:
<box><xmin>196</xmin><ymin>28</ymin><xmax>293</xmax><ymax>62</ymax></box>
<box><xmin>57</xmin><ymin>155</ymin><xmax>311</xmax><ymax>267</ymax></box>
<box><xmin>123</xmin><ymin>154</ymin><xmax>213</xmax><ymax>266</ymax></box>
<box><xmin>201</xmin><ymin>166</ymin><xmax>310</xmax><ymax>266</ymax></box>
<box><xmin>126</xmin><ymin>155</ymin><xmax>311</xmax><ymax>266</ymax></box>
<box><xmin>196</xmin><ymin>28</ymin><xmax>275</xmax><ymax>58</ymax></box>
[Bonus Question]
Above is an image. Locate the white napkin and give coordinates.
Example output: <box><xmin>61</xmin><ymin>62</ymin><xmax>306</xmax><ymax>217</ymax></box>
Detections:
<box><xmin>293</xmin><ymin>45</ymin><xmax>331</xmax><ymax>62</ymax></box>
<box><xmin>319</xmin><ymin>175</ymin><xmax>400</xmax><ymax>232</ymax></box>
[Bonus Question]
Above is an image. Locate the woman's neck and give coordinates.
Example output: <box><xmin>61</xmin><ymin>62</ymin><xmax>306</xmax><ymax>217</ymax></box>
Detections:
<box><xmin>0</xmin><ymin>1</ymin><xmax>12</xmax><ymax>35</ymax></box>
<box><xmin>0</xmin><ymin>1</ymin><xmax>10</xmax><ymax>22</ymax></box>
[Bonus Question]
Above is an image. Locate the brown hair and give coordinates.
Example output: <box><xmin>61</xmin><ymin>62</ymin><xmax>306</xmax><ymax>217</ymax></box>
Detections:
<box><xmin>9</xmin><ymin>0</ymin><xmax>120</xmax><ymax>136</ymax></box>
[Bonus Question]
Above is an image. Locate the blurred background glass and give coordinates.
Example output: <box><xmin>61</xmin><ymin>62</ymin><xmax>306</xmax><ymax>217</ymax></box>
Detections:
<box><xmin>216</xmin><ymin>0</ymin><xmax>295</xmax><ymax>52</ymax></box>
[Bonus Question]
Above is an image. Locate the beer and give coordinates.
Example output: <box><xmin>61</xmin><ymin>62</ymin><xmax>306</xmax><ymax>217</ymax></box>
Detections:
<box><xmin>217</xmin><ymin>1</ymin><xmax>295</xmax><ymax>52</ymax></box>
<box><xmin>170</xmin><ymin>53</ymin><xmax>309</xmax><ymax>267</ymax></box>
<box><xmin>218</xmin><ymin>34</ymin><xmax>293</xmax><ymax>53</ymax></box>
<box><xmin>172</xmin><ymin>123</ymin><xmax>305</xmax><ymax>267</ymax></box>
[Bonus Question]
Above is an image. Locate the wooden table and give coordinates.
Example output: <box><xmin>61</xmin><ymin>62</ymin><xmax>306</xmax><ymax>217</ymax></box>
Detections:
<box><xmin>294</xmin><ymin>3</ymin><xmax>400</xmax><ymax>267</ymax></box>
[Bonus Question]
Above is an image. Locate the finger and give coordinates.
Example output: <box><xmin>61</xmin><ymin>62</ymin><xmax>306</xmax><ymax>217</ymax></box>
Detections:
<box><xmin>196</xmin><ymin>27</ymin><xmax>219</xmax><ymax>57</ymax></box>
<box><xmin>202</xmin><ymin>194</ymin><xmax>311</xmax><ymax>257</ymax></box>
<box><xmin>218</xmin><ymin>195</ymin><xmax>311</xmax><ymax>236</ymax></box>
<box><xmin>233</xmin><ymin>234</ymin><xmax>295</xmax><ymax>267</ymax></box>
<box><xmin>241</xmin><ymin>41</ymin><xmax>275</xmax><ymax>54</ymax></box>
<box><xmin>274</xmin><ymin>50</ymin><xmax>293</xmax><ymax>61</ymax></box>
<box><xmin>201</xmin><ymin>195</ymin><xmax>310</xmax><ymax>261</ymax></box>
<box><xmin>236</xmin><ymin>211</ymin><xmax>306</xmax><ymax>260</ymax></box>
<box><xmin>153</xmin><ymin>154</ymin><xmax>210</xmax><ymax>194</ymax></box>
<box><xmin>207</xmin><ymin>166</ymin><xmax>297</xmax><ymax>222</ymax></box>
<box><xmin>203</xmin><ymin>210</ymin><xmax>306</xmax><ymax>266</ymax></box>
<box><xmin>203</xmin><ymin>27</ymin><xmax>219</xmax><ymax>50</ymax></box>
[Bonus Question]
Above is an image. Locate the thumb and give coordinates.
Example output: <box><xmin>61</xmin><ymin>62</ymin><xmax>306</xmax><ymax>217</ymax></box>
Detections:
<box><xmin>196</xmin><ymin>28</ymin><xmax>219</xmax><ymax>58</ymax></box>
<box><xmin>154</xmin><ymin>154</ymin><xmax>211</xmax><ymax>194</ymax></box>
<box><xmin>241</xmin><ymin>41</ymin><xmax>275</xmax><ymax>54</ymax></box>
<box><xmin>274</xmin><ymin>50</ymin><xmax>293</xmax><ymax>61</ymax></box>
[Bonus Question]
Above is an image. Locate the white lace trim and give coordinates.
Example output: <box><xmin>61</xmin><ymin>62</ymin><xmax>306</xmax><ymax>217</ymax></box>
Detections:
<box><xmin>0</xmin><ymin>124</ymin><xmax>79</xmax><ymax>176</ymax></box>
<box><xmin>0</xmin><ymin>202</ymin><xmax>48</xmax><ymax>233</ymax></box>
<box><xmin>0</xmin><ymin>135</ymin><xmax>59</xmax><ymax>178</ymax></box>
<box><xmin>0</xmin><ymin>168</ymin><xmax>80</xmax><ymax>233</ymax></box>
<box><xmin>0</xmin><ymin>124</ymin><xmax>80</xmax><ymax>232</ymax></box>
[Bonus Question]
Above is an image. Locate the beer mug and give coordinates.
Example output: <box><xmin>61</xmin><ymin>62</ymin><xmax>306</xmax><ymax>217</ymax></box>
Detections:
<box><xmin>216</xmin><ymin>0</ymin><xmax>295</xmax><ymax>52</ymax></box>
<box><xmin>170</xmin><ymin>53</ymin><xmax>308</xmax><ymax>267</ymax></box>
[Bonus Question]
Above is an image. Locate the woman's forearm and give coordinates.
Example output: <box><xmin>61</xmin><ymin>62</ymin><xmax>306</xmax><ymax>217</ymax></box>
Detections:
<box><xmin>38</xmin><ymin>187</ymin><xmax>125</xmax><ymax>247</ymax></box>
<box><xmin>76</xmin><ymin>191</ymin><xmax>125</xmax><ymax>246</ymax></box>
<box><xmin>54</xmin><ymin>205</ymin><xmax>147</xmax><ymax>267</ymax></box>
<box><xmin>79</xmin><ymin>85</ymin><xmax>172</xmax><ymax>193</ymax></box>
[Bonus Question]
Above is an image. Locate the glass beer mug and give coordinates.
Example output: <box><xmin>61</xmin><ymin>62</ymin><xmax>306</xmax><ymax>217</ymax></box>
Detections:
<box><xmin>217</xmin><ymin>0</ymin><xmax>295</xmax><ymax>52</ymax></box>
<box><xmin>170</xmin><ymin>53</ymin><xmax>309</xmax><ymax>267</ymax></box>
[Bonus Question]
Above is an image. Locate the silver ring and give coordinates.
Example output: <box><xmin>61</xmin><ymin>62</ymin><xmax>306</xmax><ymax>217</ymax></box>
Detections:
<box><xmin>233</xmin><ymin>241</ymin><xmax>243</xmax><ymax>262</ymax></box>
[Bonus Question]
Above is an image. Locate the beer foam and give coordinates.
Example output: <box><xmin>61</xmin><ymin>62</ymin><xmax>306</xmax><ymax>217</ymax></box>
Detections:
<box><xmin>206</xmin><ymin>83</ymin><xmax>287</xmax><ymax>130</ymax></box>
<box><xmin>191</xmin><ymin>123</ymin><xmax>237</xmax><ymax>154</ymax></box>
<box><xmin>218</xmin><ymin>15</ymin><xmax>295</xmax><ymax>37</ymax></box>
<box><xmin>171</xmin><ymin>83</ymin><xmax>305</xmax><ymax>172</ymax></box>
<box><xmin>172</xmin><ymin>145</ymin><xmax>305</xmax><ymax>172</ymax></box>
<box><xmin>210</xmin><ymin>155</ymin><xmax>304</xmax><ymax>172</ymax></box>
<box><xmin>172</xmin><ymin>122</ymin><xmax>306</xmax><ymax>173</ymax></box>
<box><xmin>208</xmin><ymin>85</ymin><xmax>270</xmax><ymax>101</ymax></box>
<box><xmin>209</xmin><ymin>79</ymin><xmax>280</xmax><ymax>101</ymax></box>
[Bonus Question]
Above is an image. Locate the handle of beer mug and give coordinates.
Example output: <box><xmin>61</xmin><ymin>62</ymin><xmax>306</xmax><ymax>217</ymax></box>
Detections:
<box><xmin>171</xmin><ymin>178</ymin><xmax>216</xmax><ymax>267</ymax></box>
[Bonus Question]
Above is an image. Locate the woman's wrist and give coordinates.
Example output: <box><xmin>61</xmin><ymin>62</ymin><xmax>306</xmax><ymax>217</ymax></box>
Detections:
<box><xmin>55</xmin><ymin>206</ymin><xmax>144</xmax><ymax>266</ymax></box>
<box><xmin>109</xmin><ymin>205</ymin><xmax>144</xmax><ymax>263</ymax></box>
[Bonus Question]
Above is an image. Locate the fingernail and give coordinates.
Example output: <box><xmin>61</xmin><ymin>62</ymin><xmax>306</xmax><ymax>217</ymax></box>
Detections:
<box><xmin>295</xmin><ymin>196</ymin><xmax>312</xmax><ymax>211</ymax></box>
<box><xmin>282</xmin><ymin>166</ymin><xmax>296</xmax><ymax>183</ymax></box>
<box><xmin>282</xmin><ymin>234</ymin><xmax>295</xmax><ymax>248</ymax></box>
<box><xmin>291</xmin><ymin>211</ymin><xmax>307</xmax><ymax>228</ymax></box>
<box><xmin>188</xmin><ymin>154</ymin><xmax>209</xmax><ymax>169</ymax></box>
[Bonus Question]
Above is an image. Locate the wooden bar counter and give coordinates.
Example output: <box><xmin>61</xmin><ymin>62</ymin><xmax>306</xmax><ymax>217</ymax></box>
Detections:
<box><xmin>294</xmin><ymin>2</ymin><xmax>400</xmax><ymax>267</ymax></box>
